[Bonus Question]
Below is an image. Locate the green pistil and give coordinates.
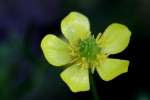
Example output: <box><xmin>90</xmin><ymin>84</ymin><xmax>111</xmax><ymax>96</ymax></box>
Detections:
<box><xmin>79</xmin><ymin>36</ymin><xmax>101</xmax><ymax>61</ymax></box>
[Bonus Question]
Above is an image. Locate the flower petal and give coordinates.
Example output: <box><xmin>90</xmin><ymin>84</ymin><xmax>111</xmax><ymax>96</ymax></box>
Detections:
<box><xmin>61</xmin><ymin>11</ymin><xmax>91</xmax><ymax>44</ymax></box>
<box><xmin>96</xmin><ymin>58</ymin><xmax>129</xmax><ymax>81</ymax></box>
<box><xmin>98</xmin><ymin>23</ymin><xmax>131</xmax><ymax>54</ymax></box>
<box><xmin>60</xmin><ymin>63</ymin><xmax>90</xmax><ymax>92</ymax></box>
<box><xmin>41</xmin><ymin>34</ymin><xmax>72</xmax><ymax>66</ymax></box>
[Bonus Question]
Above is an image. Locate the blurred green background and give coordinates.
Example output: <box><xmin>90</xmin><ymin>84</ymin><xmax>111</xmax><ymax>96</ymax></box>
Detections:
<box><xmin>0</xmin><ymin>0</ymin><xmax>150</xmax><ymax>100</ymax></box>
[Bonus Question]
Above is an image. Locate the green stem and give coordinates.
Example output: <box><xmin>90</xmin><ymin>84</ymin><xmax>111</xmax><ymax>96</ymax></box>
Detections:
<box><xmin>89</xmin><ymin>70</ymin><xmax>100</xmax><ymax>100</ymax></box>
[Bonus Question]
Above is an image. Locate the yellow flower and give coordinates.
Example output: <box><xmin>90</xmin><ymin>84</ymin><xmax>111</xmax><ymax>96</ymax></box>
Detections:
<box><xmin>41</xmin><ymin>12</ymin><xmax>131</xmax><ymax>92</ymax></box>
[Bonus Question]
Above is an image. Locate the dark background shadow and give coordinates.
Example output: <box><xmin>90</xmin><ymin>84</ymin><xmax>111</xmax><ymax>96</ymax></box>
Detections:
<box><xmin>0</xmin><ymin>0</ymin><xmax>150</xmax><ymax>100</ymax></box>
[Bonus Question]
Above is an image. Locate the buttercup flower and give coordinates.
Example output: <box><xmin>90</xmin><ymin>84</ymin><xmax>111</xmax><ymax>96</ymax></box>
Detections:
<box><xmin>41</xmin><ymin>12</ymin><xmax>131</xmax><ymax>92</ymax></box>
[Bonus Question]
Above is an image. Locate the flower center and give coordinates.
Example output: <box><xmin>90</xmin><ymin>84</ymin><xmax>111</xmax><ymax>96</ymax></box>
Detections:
<box><xmin>79</xmin><ymin>36</ymin><xmax>101</xmax><ymax>61</ymax></box>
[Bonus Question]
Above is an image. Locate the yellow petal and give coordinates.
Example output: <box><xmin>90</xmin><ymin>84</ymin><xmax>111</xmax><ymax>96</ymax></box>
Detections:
<box><xmin>60</xmin><ymin>63</ymin><xmax>90</xmax><ymax>92</ymax></box>
<box><xmin>41</xmin><ymin>34</ymin><xmax>72</xmax><ymax>66</ymax></box>
<box><xmin>98</xmin><ymin>23</ymin><xmax>131</xmax><ymax>54</ymax></box>
<box><xmin>96</xmin><ymin>58</ymin><xmax>129</xmax><ymax>81</ymax></box>
<box><xmin>61</xmin><ymin>11</ymin><xmax>91</xmax><ymax>44</ymax></box>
